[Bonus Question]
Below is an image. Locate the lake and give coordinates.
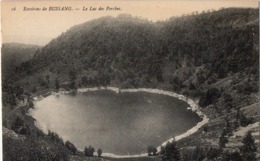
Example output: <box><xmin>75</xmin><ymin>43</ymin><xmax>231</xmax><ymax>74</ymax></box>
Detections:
<box><xmin>31</xmin><ymin>89</ymin><xmax>202</xmax><ymax>155</ymax></box>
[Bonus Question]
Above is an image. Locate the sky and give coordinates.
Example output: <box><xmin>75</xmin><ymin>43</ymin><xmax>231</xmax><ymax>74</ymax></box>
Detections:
<box><xmin>1</xmin><ymin>0</ymin><xmax>258</xmax><ymax>46</ymax></box>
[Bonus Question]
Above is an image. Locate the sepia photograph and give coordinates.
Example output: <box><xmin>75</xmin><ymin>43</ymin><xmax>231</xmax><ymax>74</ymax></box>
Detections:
<box><xmin>1</xmin><ymin>0</ymin><xmax>259</xmax><ymax>161</ymax></box>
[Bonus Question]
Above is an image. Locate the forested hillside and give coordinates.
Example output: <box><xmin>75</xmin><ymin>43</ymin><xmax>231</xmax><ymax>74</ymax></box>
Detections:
<box><xmin>3</xmin><ymin>8</ymin><xmax>259</xmax><ymax>161</ymax></box>
<box><xmin>16</xmin><ymin>8</ymin><xmax>258</xmax><ymax>97</ymax></box>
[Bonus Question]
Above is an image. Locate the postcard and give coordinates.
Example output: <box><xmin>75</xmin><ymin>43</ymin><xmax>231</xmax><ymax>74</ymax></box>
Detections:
<box><xmin>1</xmin><ymin>1</ymin><xmax>259</xmax><ymax>161</ymax></box>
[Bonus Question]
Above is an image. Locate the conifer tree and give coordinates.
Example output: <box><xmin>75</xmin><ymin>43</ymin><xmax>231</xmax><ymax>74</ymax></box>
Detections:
<box><xmin>161</xmin><ymin>141</ymin><xmax>180</xmax><ymax>161</ymax></box>
<box><xmin>241</xmin><ymin>131</ymin><xmax>257</xmax><ymax>160</ymax></box>
<box><xmin>219</xmin><ymin>130</ymin><xmax>228</xmax><ymax>149</ymax></box>
<box><xmin>97</xmin><ymin>148</ymin><xmax>102</xmax><ymax>157</ymax></box>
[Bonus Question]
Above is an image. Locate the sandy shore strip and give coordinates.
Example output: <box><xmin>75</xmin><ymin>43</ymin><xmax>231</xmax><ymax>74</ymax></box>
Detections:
<box><xmin>74</xmin><ymin>87</ymin><xmax>209</xmax><ymax>158</ymax></box>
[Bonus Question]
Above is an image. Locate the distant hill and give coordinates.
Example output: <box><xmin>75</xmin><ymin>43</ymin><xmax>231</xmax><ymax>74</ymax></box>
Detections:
<box><xmin>2</xmin><ymin>43</ymin><xmax>41</xmax><ymax>79</ymax></box>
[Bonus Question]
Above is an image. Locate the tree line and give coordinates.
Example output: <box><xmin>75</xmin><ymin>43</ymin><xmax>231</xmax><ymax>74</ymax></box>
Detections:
<box><xmin>65</xmin><ymin>141</ymin><xmax>103</xmax><ymax>158</ymax></box>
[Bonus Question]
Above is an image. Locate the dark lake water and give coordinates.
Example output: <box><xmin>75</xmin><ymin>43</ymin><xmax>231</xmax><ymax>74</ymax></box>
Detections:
<box><xmin>32</xmin><ymin>90</ymin><xmax>202</xmax><ymax>155</ymax></box>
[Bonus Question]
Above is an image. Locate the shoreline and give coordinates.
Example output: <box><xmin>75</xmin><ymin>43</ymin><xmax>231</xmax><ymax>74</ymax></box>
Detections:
<box><xmin>32</xmin><ymin>86</ymin><xmax>209</xmax><ymax>158</ymax></box>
